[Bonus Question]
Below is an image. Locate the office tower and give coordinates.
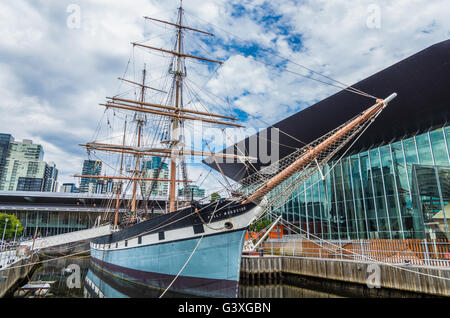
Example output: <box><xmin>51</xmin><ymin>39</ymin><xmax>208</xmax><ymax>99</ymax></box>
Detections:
<box><xmin>0</xmin><ymin>133</ymin><xmax>14</xmax><ymax>187</ymax></box>
<box><xmin>79</xmin><ymin>160</ymin><xmax>102</xmax><ymax>193</ymax></box>
<box><xmin>0</xmin><ymin>139</ymin><xmax>58</xmax><ymax>192</ymax></box>
<box><xmin>141</xmin><ymin>157</ymin><xmax>169</xmax><ymax>197</ymax></box>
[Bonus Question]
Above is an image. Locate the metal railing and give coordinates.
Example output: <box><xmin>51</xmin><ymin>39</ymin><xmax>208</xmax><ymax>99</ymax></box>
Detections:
<box><xmin>262</xmin><ymin>237</ymin><xmax>450</xmax><ymax>267</ymax></box>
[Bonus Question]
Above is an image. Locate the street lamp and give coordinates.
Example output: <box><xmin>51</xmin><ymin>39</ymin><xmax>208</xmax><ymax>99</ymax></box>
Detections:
<box><xmin>1</xmin><ymin>218</ymin><xmax>8</xmax><ymax>251</ymax></box>
<box><xmin>14</xmin><ymin>223</ymin><xmax>19</xmax><ymax>245</ymax></box>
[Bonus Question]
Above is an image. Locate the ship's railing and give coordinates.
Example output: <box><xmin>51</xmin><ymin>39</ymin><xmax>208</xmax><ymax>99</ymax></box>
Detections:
<box><xmin>262</xmin><ymin>238</ymin><xmax>450</xmax><ymax>267</ymax></box>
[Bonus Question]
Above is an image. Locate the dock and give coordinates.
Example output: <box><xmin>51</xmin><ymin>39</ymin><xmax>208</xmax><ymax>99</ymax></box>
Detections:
<box><xmin>0</xmin><ymin>224</ymin><xmax>111</xmax><ymax>297</ymax></box>
<box><xmin>240</xmin><ymin>255</ymin><xmax>450</xmax><ymax>297</ymax></box>
<box><xmin>0</xmin><ymin>252</ymin><xmax>39</xmax><ymax>298</ymax></box>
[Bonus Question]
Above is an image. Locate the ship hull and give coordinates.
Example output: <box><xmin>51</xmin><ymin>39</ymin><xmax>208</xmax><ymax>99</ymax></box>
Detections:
<box><xmin>91</xmin><ymin>229</ymin><xmax>246</xmax><ymax>297</ymax></box>
<box><xmin>90</xmin><ymin>200</ymin><xmax>264</xmax><ymax>298</ymax></box>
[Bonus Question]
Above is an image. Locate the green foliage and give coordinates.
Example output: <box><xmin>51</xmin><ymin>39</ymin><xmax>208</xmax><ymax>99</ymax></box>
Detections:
<box><xmin>0</xmin><ymin>214</ymin><xmax>23</xmax><ymax>240</ymax></box>
<box><xmin>249</xmin><ymin>218</ymin><xmax>273</xmax><ymax>232</ymax></box>
<box><xmin>210</xmin><ymin>192</ymin><xmax>221</xmax><ymax>202</ymax></box>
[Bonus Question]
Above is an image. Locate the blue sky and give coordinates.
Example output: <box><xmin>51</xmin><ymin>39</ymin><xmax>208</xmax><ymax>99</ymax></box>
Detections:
<box><xmin>0</xmin><ymin>0</ymin><xmax>449</xmax><ymax>193</ymax></box>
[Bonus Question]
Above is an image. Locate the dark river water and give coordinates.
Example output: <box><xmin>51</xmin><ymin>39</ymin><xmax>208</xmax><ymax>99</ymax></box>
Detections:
<box><xmin>12</xmin><ymin>256</ymin><xmax>343</xmax><ymax>298</ymax></box>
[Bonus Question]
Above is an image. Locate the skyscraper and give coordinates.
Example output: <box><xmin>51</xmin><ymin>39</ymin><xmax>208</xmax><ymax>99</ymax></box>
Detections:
<box><xmin>44</xmin><ymin>161</ymin><xmax>59</xmax><ymax>192</ymax></box>
<box><xmin>0</xmin><ymin>133</ymin><xmax>13</xmax><ymax>186</ymax></box>
<box><xmin>0</xmin><ymin>138</ymin><xmax>58</xmax><ymax>192</ymax></box>
<box><xmin>79</xmin><ymin>160</ymin><xmax>102</xmax><ymax>193</ymax></box>
<box><xmin>141</xmin><ymin>157</ymin><xmax>169</xmax><ymax>197</ymax></box>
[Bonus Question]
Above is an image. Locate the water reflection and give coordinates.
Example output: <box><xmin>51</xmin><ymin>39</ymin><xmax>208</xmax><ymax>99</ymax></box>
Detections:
<box><xmin>84</xmin><ymin>264</ymin><xmax>189</xmax><ymax>298</ymax></box>
<box><xmin>239</xmin><ymin>284</ymin><xmax>342</xmax><ymax>298</ymax></box>
<box><xmin>15</xmin><ymin>256</ymin><xmax>90</xmax><ymax>298</ymax></box>
<box><xmin>15</xmin><ymin>257</ymin><xmax>343</xmax><ymax>298</ymax></box>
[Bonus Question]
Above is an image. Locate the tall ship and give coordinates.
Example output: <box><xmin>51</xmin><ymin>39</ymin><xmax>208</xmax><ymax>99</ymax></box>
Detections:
<box><xmin>80</xmin><ymin>3</ymin><xmax>397</xmax><ymax>298</ymax></box>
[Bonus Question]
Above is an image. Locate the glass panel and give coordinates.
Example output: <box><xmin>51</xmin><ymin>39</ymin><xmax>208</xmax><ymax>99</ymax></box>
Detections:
<box><xmin>430</xmin><ymin>128</ymin><xmax>449</xmax><ymax>166</ymax></box>
<box><xmin>350</xmin><ymin>155</ymin><xmax>363</xmax><ymax>199</ymax></box>
<box><xmin>307</xmin><ymin>186</ymin><xmax>316</xmax><ymax>235</ymax></box>
<box><xmin>416</xmin><ymin>133</ymin><xmax>433</xmax><ymax>165</ymax></box>
<box><xmin>446</xmin><ymin>126</ymin><xmax>450</xmax><ymax>158</ymax></box>
<box><xmin>410</xmin><ymin>165</ymin><xmax>450</xmax><ymax>239</ymax></box>
<box><xmin>380</xmin><ymin>146</ymin><xmax>395</xmax><ymax>196</ymax></box>
<box><xmin>403</xmin><ymin>138</ymin><xmax>418</xmax><ymax>164</ymax></box>
<box><xmin>403</xmin><ymin>137</ymin><xmax>418</xmax><ymax>189</ymax></box>
<box><xmin>391</xmin><ymin>141</ymin><xmax>410</xmax><ymax>194</ymax></box>
<box><xmin>436</xmin><ymin>166</ymin><xmax>450</xmax><ymax>237</ymax></box>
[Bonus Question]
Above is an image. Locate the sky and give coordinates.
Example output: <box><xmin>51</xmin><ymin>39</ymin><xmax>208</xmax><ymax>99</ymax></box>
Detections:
<box><xmin>0</xmin><ymin>0</ymin><xmax>449</xmax><ymax>196</ymax></box>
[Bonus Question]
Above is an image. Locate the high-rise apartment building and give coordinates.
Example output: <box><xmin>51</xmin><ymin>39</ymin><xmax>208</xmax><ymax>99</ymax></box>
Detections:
<box><xmin>0</xmin><ymin>138</ymin><xmax>58</xmax><ymax>192</ymax></box>
<box><xmin>79</xmin><ymin>160</ymin><xmax>103</xmax><ymax>193</ymax></box>
<box><xmin>141</xmin><ymin>157</ymin><xmax>169</xmax><ymax>197</ymax></box>
<box><xmin>0</xmin><ymin>133</ymin><xmax>14</xmax><ymax>185</ymax></box>
<box><xmin>44</xmin><ymin>161</ymin><xmax>59</xmax><ymax>192</ymax></box>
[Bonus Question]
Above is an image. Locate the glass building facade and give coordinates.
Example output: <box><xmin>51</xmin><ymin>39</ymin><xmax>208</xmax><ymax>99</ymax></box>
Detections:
<box><xmin>0</xmin><ymin>133</ymin><xmax>13</xmax><ymax>184</ymax></box>
<box><xmin>277</xmin><ymin>125</ymin><xmax>450</xmax><ymax>240</ymax></box>
<box><xmin>0</xmin><ymin>209</ymin><xmax>100</xmax><ymax>237</ymax></box>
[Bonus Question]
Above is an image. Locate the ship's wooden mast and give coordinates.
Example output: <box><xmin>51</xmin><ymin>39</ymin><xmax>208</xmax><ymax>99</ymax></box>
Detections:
<box><xmin>113</xmin><ymin>119</ymin><xmax>127</xmax><ymax>229</ymax></box>
<box><xmin>169</xmin><ymin>5</ymin><xmax>183</xmax><ymax>213</ymax></box>
<box><xmin>130</xmin><ymin>68</ymin><xmax>147</xmax><ymax>221</ymax></box>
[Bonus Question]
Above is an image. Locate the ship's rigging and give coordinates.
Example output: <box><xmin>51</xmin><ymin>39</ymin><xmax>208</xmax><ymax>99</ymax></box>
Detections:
<box><xmin>75</xmin><ymin>3</ymin><xmax>396</xmax><ymax>231</ymax></box>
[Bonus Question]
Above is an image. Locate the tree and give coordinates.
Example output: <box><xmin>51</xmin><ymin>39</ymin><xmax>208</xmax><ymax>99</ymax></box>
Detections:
<box><xmin>0</xmin><ymin>214</ymin><xmax>24</xmax><ymax>241</ymax></box>
<box><xmin>249</xmin><ymin>218</ymin><xmax>273</xmax><ymax>232</ymax></box>
<box><xmin>210</xmin><ymin>192</ymin><xmax>221</xmax><ymax>202</ymax></box>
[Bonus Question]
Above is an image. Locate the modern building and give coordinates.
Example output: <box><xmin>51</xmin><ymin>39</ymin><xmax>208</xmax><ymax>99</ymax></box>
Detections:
<box><xmin>208</xmin><ymin>39</ymin><xmax>450</xmax><ymax>240</ymax></box>
<box><xmin>44</xmin><ymin>161</ymin><xmax>59</xmax><ymax>192</ymax></box>
<box><xmin>178</xmin><ymin>185</ymin><xmax>206</xmax><ymax>199</ymax></box>
<box><xmin>0</xmin><ymin>133</ymin><xmax>14</xmax><ymax>184</ymax></box>
<box><xmin>140</xmin><ymin>157</ymin><xmax>169</xmax><ymax>197</ymax></box>
<box><xmin>60</xmin><ymin>183</ymin><xmax>79</xmax><ymax>193</ymax></box>
<box><xmin>0</xmin><ymin>138</ymin><xmax>59</xmax><ymax>192</ymax></box>
<box><xmin>0</xmin><ymin>191</ymin><xmax>168</xmax><ymax>237</ymax></box>
<box><xmin>79</xmin><ymin>160</ymin><xmax>102</xmax><ymax>193</ymax></box>
<box><xmin>88</xmin><ymin>178</ymin><xmax>118</xmax><ymax>195</ymax></box>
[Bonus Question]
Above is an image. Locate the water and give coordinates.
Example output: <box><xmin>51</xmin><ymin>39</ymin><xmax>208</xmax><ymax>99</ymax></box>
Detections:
<box><xmin>12</xmin><ymin>256</ymin><xmax>344</xmax><ymax>298</ymax></box>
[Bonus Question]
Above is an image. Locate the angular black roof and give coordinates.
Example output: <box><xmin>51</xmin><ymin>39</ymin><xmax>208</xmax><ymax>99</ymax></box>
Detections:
<box><xmin>205</xmin><ymin>39</ymin><xmax>450</xmax><ymax>181</ymax></box>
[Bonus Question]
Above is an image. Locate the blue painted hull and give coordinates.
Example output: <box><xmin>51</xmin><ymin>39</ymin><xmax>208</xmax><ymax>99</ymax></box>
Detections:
<box><xmin>90</xmin><ymin>229</ymin><xmax>247</xmax><ymax>298</ymax></box>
